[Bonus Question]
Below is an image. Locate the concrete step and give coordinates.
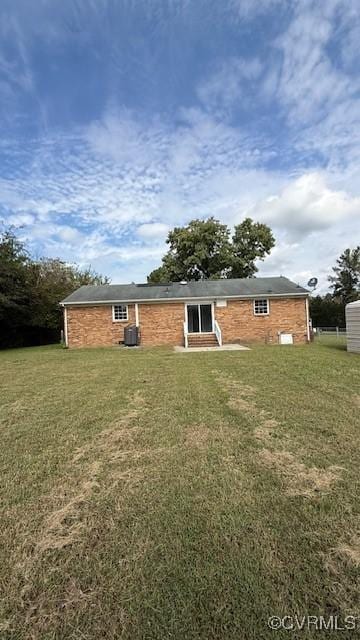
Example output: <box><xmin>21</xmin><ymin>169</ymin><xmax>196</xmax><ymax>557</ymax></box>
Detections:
<box><xmin>187</xmin><ymin>333</ymin><xmax>218</xmax><ymax>347</ymax></box>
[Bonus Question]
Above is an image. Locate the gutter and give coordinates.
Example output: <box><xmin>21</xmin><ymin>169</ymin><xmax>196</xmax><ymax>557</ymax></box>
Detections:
<box><xmin>60</xmin><ymin>291</ymin><xmax>309</xmax><ymax>306</ymax></box>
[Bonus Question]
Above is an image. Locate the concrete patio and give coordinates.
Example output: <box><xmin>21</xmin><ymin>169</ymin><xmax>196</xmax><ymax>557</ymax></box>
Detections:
<box><xmin>174</xmin><ymin>344</ymin><xmax>251</xmax><ymax>353</ymax></box>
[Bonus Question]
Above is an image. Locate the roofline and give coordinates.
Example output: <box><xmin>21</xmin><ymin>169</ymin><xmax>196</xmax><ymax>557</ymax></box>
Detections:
<box><xmin>61</xmin><ymin>291</ymin><xmax>309</xmax><ymax>306</ymax></box>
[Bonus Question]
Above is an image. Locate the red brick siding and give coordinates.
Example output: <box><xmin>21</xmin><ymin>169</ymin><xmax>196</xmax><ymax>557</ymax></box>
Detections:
<box><xmin>67</xmin><ymin>304</ymin><xmax>135</xmax><ymax>348</ymax></box>
<box><xmin>214</xmin><ymin>298</ymin><xmax>308</xmax><ymax>344</ymax></box>
<box><xmin>138</xmin><ymin>303</ymin><xmax>184</xmax><ymax>346</ymax></box>
<box><xmin>65</xmin><ymin>297</ymin><xmax>308</xmax><ymax>348</ymax></box>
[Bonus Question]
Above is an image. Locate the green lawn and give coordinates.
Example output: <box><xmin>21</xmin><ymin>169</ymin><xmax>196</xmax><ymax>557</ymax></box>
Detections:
<box><xmin>1</xmin><ymin>339</ymin><xmax>359</xmax><ymax>639</ymax></box>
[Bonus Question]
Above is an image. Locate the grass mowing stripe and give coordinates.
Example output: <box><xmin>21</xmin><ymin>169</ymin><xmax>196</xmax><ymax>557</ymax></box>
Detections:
<box><xmin>0</xmin><ymin>338</ymin><xmax>359</xmax><ymax>638</ymax></box>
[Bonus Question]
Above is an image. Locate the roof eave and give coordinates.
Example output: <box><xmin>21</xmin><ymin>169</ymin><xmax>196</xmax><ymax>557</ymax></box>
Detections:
<box><xmin>61</xmin><ymin>291</ymin><xmax>309</xmax><ymax>306</ymax></box>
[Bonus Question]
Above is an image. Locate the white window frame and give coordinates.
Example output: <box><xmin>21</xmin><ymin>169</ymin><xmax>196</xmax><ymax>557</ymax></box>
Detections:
<box><xmin>254</xmin><ymin>299</ymin><xmax>269</xmax><ymax>316</ymax></box>
<box><xmin>112</xmin><ymin>304</ymin><xmax>128</xmax><ymax>322</ymax></box>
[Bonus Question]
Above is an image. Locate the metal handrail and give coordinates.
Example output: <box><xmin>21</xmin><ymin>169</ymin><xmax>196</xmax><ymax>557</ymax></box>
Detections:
<box><xmin>214</xmin><ymin>319</ymin><xmax>222</xmax><ymax>347</ymax></box>
<box><xmin>183</xmin><ymin>321</ymin><xmax>188</xmax><ymax>348</ymax></box>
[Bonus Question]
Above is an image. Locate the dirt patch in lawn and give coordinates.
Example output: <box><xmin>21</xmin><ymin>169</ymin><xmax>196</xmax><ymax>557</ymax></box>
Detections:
<box><xmin>38</xmin><ymin>391</ymin><xmax>148</xmax><ymax>550</ymax></box>
<box><xmin>184</xmin><ymin>424</ymin><xmax>213</xmax><ymax>448</ymax></box>
<box><xmin>110</xmin><ymin>466</ymin><xmax>147</xmax><ymax>486</ymax></box>
<box><xmin>58</xmin><ymin>577</ymin><xmax>96</xmax><ymax>611</ymax></box>
<box><xmin>353</xmin><ymin>395</ymin><xmax>360</xmax><ymax>409</ymax></box>
<box><xmin>213</xmin><ymin>371</ymin><xmax>343</xmax><ymax>499</ymax></box>
<box><xmin>36</xmin><ymin>469</ymin><xmax>100</xmax><ymax>553</ymax></box>
<box><xmin>323</xmin><ymin>533</ymin><xmax>360</xmax><ymax>612</ymax></box>
<box><xmin>213</xmin><ymin>371</ymin><xmax>258</xmax><ymax>413</ymax></box>
<box><xmin>227</xmin><ymin>396</ymin><xmax>255</xmax><ymax>412</ymax></box>
<box><xmin>259</xmin><ymin>449</ymin><xmax>344</xmax><ymax>497</ymax></box>
<box><xmin>17</xmin><ymin>466</ymin><xmax>102</xmax><ymax>630</ymax></box>
<box><xmin>14</xmin><ymin>390</ymin><xmax>149</xmax><ymax>633</ymax></box>
<box><xmin>254</xmin><ymin>419</ymin><xmax>281</xmax><ymax>442</ymax></box>
<box><xmin>23</xmin><ymin>577</ymin><xmax>97</xmax><ymax>632</ymax></box>
<box><xmin>337</xmin><ymin>541</ymin><xmax>360</xmax><ymax>567</ymax></box>
<box><xmin>110</xmin><ymin>445</ymin><xmax>177</xmax><ymax>463</ymax></box>
<box><xmin>71</xmin><ymin>390</ymin><xmax>146</xmax><ymax>463</ymax></box>
<box><xmin>331</xmin><ymin>535</ymin><xmax>360</xmax><ymax>568</ymax></box>
<box><xmin>184</xmin><ymin>423</ymin><xmax>234</xmax><ymax>449</ymax></box>
<box><xmin>213</xmin><ymin>370</ymin><xmax>284</xmax><ymax>446</ymax></box>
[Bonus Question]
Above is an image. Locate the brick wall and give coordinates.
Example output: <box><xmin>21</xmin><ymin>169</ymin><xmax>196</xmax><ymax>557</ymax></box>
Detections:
<box><xmin>65</xmin><ymin>297</ymin><xmax>308</xmax><ymax>348</ymax></box>
<box><xmin>214</xmin><ymin>297</ymin><xmax>308</xmax><ymax>344</ymax></box>
<box><xmin>67</xmin><ymin>304</ymin><xmax>135</xmax><ymax>348</ymax></box>
<box><xmin>138</xmin><ymin>302</ymin><xmax>184</xmax><ymax>346</ymax></box>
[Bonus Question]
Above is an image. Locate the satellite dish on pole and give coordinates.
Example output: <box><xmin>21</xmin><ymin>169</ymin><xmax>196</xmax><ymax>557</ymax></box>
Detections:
<box><xmin>307</xmin><ymin>277</ymin><xmax>318</xmax><ymax>291</ymax></box>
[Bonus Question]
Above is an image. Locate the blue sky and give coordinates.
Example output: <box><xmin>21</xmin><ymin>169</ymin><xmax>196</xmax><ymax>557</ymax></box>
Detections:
<box><xmin>1</xmin><ymin>0</ymin><xmax>360</xmax><ymax>291</ymax></box>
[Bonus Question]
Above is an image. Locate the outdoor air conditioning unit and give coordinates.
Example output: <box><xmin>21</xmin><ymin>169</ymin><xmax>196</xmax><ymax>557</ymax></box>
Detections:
<box><xmin>124</xmin><ymin>325</ymin><xmax>139</xmax><ymax>347</ymax></box>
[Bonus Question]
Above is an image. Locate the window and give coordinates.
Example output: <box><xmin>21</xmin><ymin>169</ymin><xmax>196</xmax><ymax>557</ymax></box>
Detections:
<box><xmin>254</xmin><ymin>299</ymin><xmax>269</xmax><ymax>315</ymax></box>
<box><xmin>112</xmin><ymin>304</ymin><xmax>128</xmax><ymax>321</ymax></box>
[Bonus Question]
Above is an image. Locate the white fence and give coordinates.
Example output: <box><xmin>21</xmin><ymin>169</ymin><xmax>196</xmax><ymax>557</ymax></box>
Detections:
<box><xmin>314</xmin><ymin>326</ymin><xmax>346</xmax><ymax>337</ymax></box>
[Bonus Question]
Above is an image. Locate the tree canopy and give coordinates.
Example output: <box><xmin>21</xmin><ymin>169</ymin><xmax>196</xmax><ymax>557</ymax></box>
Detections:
<box><xmin>309</xmin><ymin>294</ymin><xmax>345</xmax><ymax>328</ymax></box>
<box><xmin>147</xmin><ymin>217</ymin><xmax>275</xmax><ymax>283</ymax></box>
<box><xmin>328</xmin><ymin>246</ymin><xmax>360</xmax><ymax>304</ymax></box>
<box><xmin>309</xmin><ymin>246</ymin><xmax>360</xmax><ymax>328</ymax></box>
<box><xmin>0</xmin><ymin>228</ymin><xmax>109</xmax><ymax>349</ymax></box>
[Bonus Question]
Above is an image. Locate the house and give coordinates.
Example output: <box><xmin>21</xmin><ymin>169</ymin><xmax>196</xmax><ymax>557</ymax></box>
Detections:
<box><xmin>345</xmin><ymin>300</ymin><xmax>360</xmax><ymax>354</ymax></box>
<box><xmin>61</xmin><ymin>276</ymin><xmax>310</xmax><ymax>348</ymax></box>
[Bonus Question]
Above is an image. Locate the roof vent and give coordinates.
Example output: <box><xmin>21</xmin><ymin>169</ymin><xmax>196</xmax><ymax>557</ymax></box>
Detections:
<box><xmin>180</xmin><ymin>280</ymin><xmax>187</xmax><ymax>285</ymax></box>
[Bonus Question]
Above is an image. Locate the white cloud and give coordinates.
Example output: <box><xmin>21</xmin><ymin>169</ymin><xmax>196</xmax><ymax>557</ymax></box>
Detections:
<box><xmin>1</xmin><ymin>0</ymin><xmax>360</xmax><ymax>290</ymax></box>
<box><xmin>293</xmin><ymin>98</ymin><xmax>360</xmax><ymax>172</ymax></box>
<box><xmin>197</xmin><ymin>57</ymin><xmax>263</xmax><ymax>114</ymax></box>
<box><xmin>247</xmin><ymin>173</ymin><xmax>360</xmax><ymax>236</ymax></box>
<box><xmin>6</xmin><ymin>212</ymin><xmax>35</xmax><ymax>226</ymax></box>
<box><xmin>269</xmin><ymin>0</ymin><xmax>360</xmax><ymax>175</ymax></box>
<box><xmin>274</xmin><ymin>9</ymin><xmax>352</xmax><ymax>124</ymax></box>
<box><xmin>86</xmin><ymin>108</ymin><xmax>168</xmax><ymax>167</ymax></box>
<box><xmin>3</xmin><ymin>115</ymin><xmax>359</xmax><ymax>289</ymax></box>
<box><xmin>137</xmin><ymin>222</ymin><xmax>169</xmax><ymax>240</ymax></box>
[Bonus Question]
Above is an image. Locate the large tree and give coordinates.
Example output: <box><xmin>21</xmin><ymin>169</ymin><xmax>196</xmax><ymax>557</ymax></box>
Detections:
<box><xmin>0</xmin><ymin>229</ymin><xmax>32</xmax><ymax>347</ymax></box>
<box><xmin>28</xmin><ymin>258</ymin><xmax>110</xmax><ymax>343</ymax></box>
<box><xmin>0</xmin><ymin>229</ymin><xmax>109</xmax><ymax>348</ymax></box>
<box><xmin>231</xmin><ymin>218</ymin><xmax>276</xmax><ymax>278</ymax></box>
<box><xmin>147</xmin><ymin>217</ymin><xmax>275</xmax><ymax>283</ymax></box>
<box><xmin>328</xmin><ymin>246</ymin><xmax>360</xmax><ymax>305</ymax></box>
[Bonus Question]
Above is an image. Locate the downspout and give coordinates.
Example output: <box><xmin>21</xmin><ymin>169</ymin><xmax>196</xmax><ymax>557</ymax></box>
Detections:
<box><xmin>305</xmin><ymin>297</ymin><xmax>310</xmax><ymax>342</ymax></box>
<box><xmin>64</xmin><ymin>306</ymin><xmax>68</xmax><ymax>347</ymax></box>
<box><xmin>135</xmin><ymin>303</ymin><xmax>140</xmax><ymax>343</ymax></box>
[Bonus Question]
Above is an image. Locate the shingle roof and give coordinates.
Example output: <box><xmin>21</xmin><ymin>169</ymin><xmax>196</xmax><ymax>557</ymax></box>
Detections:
<box><xmin>61</xmin><ymin>277</ymin><xmax>308</xmax><ymax>305</ymax></box>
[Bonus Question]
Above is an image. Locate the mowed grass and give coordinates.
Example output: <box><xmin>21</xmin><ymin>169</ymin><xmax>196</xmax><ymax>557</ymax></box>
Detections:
<box><xmin>0</xmin><ymin>338</ymin><xmax>359</xmax><ymax>639</ymax></box>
